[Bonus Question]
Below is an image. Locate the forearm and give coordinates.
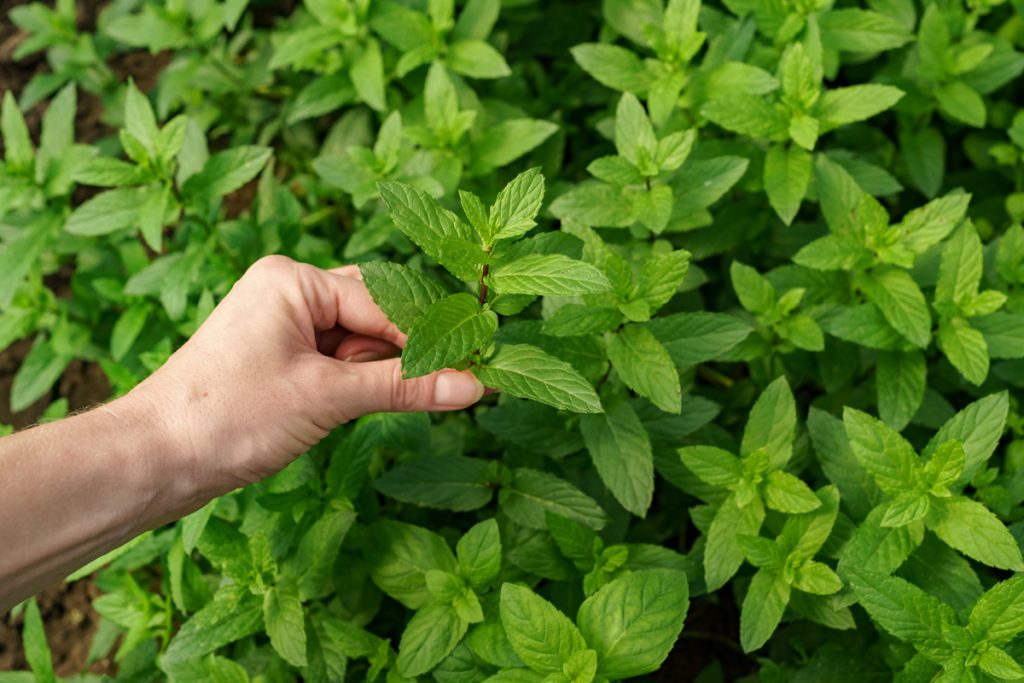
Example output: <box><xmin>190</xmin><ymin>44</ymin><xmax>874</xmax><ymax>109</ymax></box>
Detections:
<box><xmin>0</xmin><ymin>392</ymin><xmax>202</xmax><ymax>612</ymax></box>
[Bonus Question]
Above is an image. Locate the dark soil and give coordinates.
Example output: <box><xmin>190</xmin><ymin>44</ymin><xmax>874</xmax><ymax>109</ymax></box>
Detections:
<box><xmin>0</xmin><ymin>580</ymin><xmax>117</xmax><ymax>676</ymax></box>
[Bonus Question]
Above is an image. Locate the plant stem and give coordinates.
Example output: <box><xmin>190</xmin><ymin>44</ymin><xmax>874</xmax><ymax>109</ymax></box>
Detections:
<box><xmin>478</xmin><ymin>263</ymin><xmax>490</xmax><ymax>306</ymax></box>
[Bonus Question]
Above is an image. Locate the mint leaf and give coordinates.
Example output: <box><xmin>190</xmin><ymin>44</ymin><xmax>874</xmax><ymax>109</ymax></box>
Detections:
<box><xmin>577</xmin><ymin>569</ymin><xmax>689</xmax><ymax>678</ymax></box>
<box><xmin>500</xmin><ymin>583</ymin><xmax>586</xmax><ymax>674</ymax></box>
<box><xmin>572</xmin><ymin>43</ymin><xmax>653</xmax><ymax>93</ymax></box>
<box><xmin>457</xmin><ymin>519</ymin><xmax>502</xmax><ymax>591</ymax></box>
<box><xmin>606</xmin><ymin>325</ymin><xmax>681</xmax><ymax>413</ymax></box>
<box><xmin>490</xmin><ymin>167</ymin><xmax>545</xmax><ymax>241</ymax></box>
<box><xmin>876</xmin><ymin>350</ymin><xmax>926</xmax><ymax>432</ymax></box>
<box><xmin>365</xmin><ymin>520</ymin><xmax>458</xmax><ymax>609</ymax></box>
<box><xmin>475</xmin><ymin>344</ymin><xmax>603</xmax><ymax>413</ymax></box>
<box><xmin>489</xmin><ymin>254</ymin><xmax>612</xmax><ymax>296</ymax></box>
<box><xmin>843</xmin><ymin>407</ymin><xmax>917</xmax><ymax>495</ymax></box>
<box><xmin>581</xmin><ymin>397</ymin><xmax>654</xmax><ymax>516</ymax></box>
<box><xmin>263</xmin><ymin>584</ymin><xmax>307</xmax><ymax>668</ymax></box>
<box><xmin>857</xmin><ymin>268</ymin><xmax>931</xmax><ymax>348</ymax></box>
<box><xmin>764</xmin><ymin>145</ymin><xmax>812</xmax><ymax>225</ymax></box>
<box><xmin>740</xmin><ymin>570</ymin><xmax>791</xmax><ymax>652</ymax></box>
<box><xmin>402</xmin><ymin>294</ymin><xmax>498</xmax><ymax>378</ymax></box>
<box><xmin>373</xmin><ymin>456</ymin><xmax>494</xmax><ymax>511</ymax></box>
<box><xmin>503</xmin><ymin>468</ymin><xmax>608</xmax><ymax>530</ymax></box>
<box><xmin>361</xmin><ymin>261</ymin><xmax>449</xmax><ymax>334</ymax></box>
<box><xmin>926</xmin><ymin>496</ymin><xmax>1024</xmax><ymax>570</ymax></box>
<box><xmin>397</xmin><ymin>604</ymin><xmax>467</xmax><ymax>677</ymax></box>
<box><xmin>741</xmin><ymin>376</ymin><xmax>796</xmax><ymax>465</ymax></box>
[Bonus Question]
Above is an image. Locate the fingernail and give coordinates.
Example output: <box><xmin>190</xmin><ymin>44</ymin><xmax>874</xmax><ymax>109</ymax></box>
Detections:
<box><xmin>434</xmin><ymin>372</ymin><xmax>485</xmax><ymax>407</ymax></box>
<box><xmin>344</xmin><ymin>351</ymin><xmax>384</xmax><ymax>363</ymax></box>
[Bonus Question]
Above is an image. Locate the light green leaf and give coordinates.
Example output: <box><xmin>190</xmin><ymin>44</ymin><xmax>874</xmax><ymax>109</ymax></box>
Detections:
<box><xmin>490</xmin><ymin>167</ymin><xmax>545</xmax><ymax>241</ymax></box>
<box><xmin>937</xmin><ymin>317</ymin><xmax>989</xmax><ymax>386</ymax></box>
<box><xmin>926</xmin><ymin>496</ymin><xmax>1023</xmax><ymax>571</ymax></box>
<box><xmin>263</xmin><ymin>585</ymin><xmax>307</xmax><ymax>668</ymax></box>
<box><xmin>814</xmin><ymin>85</ymin><xmax>904</xmax><ymax>131</ymax></box>
<box><xmin>457</xmin><ymin>519</ymin><xmax>502</xmax><ymax>591</ymax></box>
<box><xmin>763</xmin><ymin>471</ymin><xmax>822</xmax><ymax>513</ymax></box>
<box><xmin>968</xmin><ymin>575</ymin><xmax>1024</xmax><ymax>645</ymax></box>
<box><xmin>679</xmin><ymin>445</ymin><xmax>742</xmax><ymax>487</ymax></box>
<box><xmin>571</xmin><ymin>43</ymin><xmax>653</xmax><ymax>93</ymax></box>
<box><xmin>365</xmin><ymin>520</ymin><xmax>458</xmax><ymax>609</ymax></box>
<box><xmin>500</xmin><ymin>583</ymin><xmax>586</xmax><ymax>674</ymax></box>
<box><xmin>764</xmin><ymin>144</ymin><xmax>812</xmax><ymax>225</ymax></box>
<box><xmin>350</xmin><ymin>38</ymin><xmax>387</xmax><ymax>111</ymax></box>
<box><xmin>741</xmin><ymin>377</ymin><xmax>796</xmax><ymax>465</ymax></box>
<box><xmin>705</xmin><ymin>494</ymin><xmax>765</xmax><ymax>590</ymax></box>
<box><xmin>935</xmin><ymin>81</ymin><xmax>986</xmax><ymax>128</ymax></box>
<box><xmin>22</xmin><ymin>599</ymin><xmax>56</xmax><ymax>683</ymax></box>
<box><xmin>843</xmin><ymin>407</ymin><xmax>918</xmax><ymax>495</ymax></box>
<box><xmin>740</xmin><ymin>570</ymin><xmax>791</xmax><ymax>652</ymax></box>
<box><xmin>448</xmin><ymin>40</ymin><xmax>511</xmax><ymax>79</ymax></box>
<box><xmin>542</xmin><ymin>304</ymin><xmax>621</xmax><ymax>337</ymax></box>
<box><xmin>818</xmin><ymin>9</ymin><xmax>914</xmax><ymax>52</ymax></box>
<box><xmin>397</xmin><ymin>604</ymin><xmax>467</xmax><ymax>677</ymax></box>
<box><xmin>577</xmin><ymin>570</ymin><xmax>689</xmax><ymax>678</ymax></box>
<box><xmin>701</xmin><ymin>95</ymin><xmax>789</xmax><ymax>139</ymax></box>
<box><xmin>182</xmin><ymin>146</ymin><xmax>272</xmax><ymax>203</ymax></box>
<box><xmin>923</xmin><ymin>392</ymin><xmax>1008</xmax><ymax>486</ymax></box>
<box><xmin>504</xmin><ymin>467</ymin><xmax>608</xmax><ymax>530</ymax></box>
<box><xmin>615</xmin><ymin>93</ymin><xmax>656</xmax><ymax>169</ymax></box>
<box><xmin>472</xmin><ymin>119</ymin><xmax>558</xmax><ymax>173</ymax></box>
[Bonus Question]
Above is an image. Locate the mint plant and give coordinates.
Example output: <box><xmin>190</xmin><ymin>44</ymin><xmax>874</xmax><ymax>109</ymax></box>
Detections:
<box><xmin>4</xmin><ymin>0</ymin><xmax>1024</xmax><ymax>680</ymax></box>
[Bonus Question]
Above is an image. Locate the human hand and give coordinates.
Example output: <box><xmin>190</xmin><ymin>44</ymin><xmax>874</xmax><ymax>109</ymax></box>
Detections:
<box><xmin>123</xmin><ymin>255</ymin><xmax>485</xmax><ymax>503</ymax></box>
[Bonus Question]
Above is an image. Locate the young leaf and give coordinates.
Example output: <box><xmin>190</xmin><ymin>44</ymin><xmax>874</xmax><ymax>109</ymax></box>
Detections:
<box><xmin>764</xmin><ymin>144</ymin><xmax>812</xmax><ymax>225</ymax></box>
<box><xmin>740</xmin><ymin>570</ymin><xmax>791</xmax><ymax>652</ymax></box>
<box><xmin>857</xmin><ymin>268</ymin><xmax>931</xmax><ymax>348</ymax></box>
<box><xmin>490</xmin><ymin>167</ymin><xmax>545</xmax><ymax>241</ymax></box>
<box><xmin>457</xmin><ymin>519</ymin><xmax>502</xmax><ymax>590</ymax></box>
<box><xmin>843</xmin><ymin>407</ymin><xmax>917</xmax><ymax>495</ymax></box>
<box><xmin>263</xmin><ymin>584</ymin><xmax>307</xmax><ymax>668</ymax></box>
<box><xmin>925</xmin><ymin>496</ymin><xmax>1024</xmax><ymax>571</ymax></box>
<box><xmin>741</xmin><ymin>377</ymin><xmax>796</xmax><ymax>465</ymax></box>
<box><xmin>22</xmin><ymin>599</ymin><xmax>56</xmax><ymax>683</ymax></box>
<box><xmin>397</xmin><ymin>604</ymin><xmax>467</xmax><ymax>677</ymax></box>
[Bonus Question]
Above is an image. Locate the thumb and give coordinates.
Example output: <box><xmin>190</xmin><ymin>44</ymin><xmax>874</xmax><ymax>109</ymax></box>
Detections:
<box><xmin>339</xmin><ymin>357</ymin><xmax>486</xmax><ymax>416</ymax></box>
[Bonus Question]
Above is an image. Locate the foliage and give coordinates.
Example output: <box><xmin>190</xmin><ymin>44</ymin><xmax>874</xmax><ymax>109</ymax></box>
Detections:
<box><xmin>3</xmin><ymin>0</ymin><xmax>1024</xmax><ymax>680</ymax></box>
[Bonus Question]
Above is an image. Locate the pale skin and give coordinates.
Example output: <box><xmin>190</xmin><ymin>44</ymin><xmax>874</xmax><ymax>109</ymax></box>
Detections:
<box><xmin>0</xmin><ymin>256</ymin><xmax>486</xmax><ymax>612</ymax></box>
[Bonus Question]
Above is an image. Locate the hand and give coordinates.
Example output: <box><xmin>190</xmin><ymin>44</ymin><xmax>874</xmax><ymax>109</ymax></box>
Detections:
<box><xmin>124</xmin><ymin>255</ymin><xmax>485</xmax><ymax>502</ymax></box>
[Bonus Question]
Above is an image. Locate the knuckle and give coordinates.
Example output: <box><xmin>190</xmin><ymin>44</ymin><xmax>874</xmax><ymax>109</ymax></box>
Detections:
<box><xmin>247</xmin><ymin>254</ymin><xmax>295</xmax><ymax>281</ymax></box>
<box><xmin>389</xmin><ymin>363</ymin><xmax>429</xmax><ymax>411</ymax></box>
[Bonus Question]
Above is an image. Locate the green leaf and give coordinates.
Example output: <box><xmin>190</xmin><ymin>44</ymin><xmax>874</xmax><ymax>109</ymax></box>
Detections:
<box><xmin>489</xmin><ymin>255</ymin><xmax>611</xmax><ymax>296</ymax></box>
<box><xmin>936</xmin><ymin>224</ymin><xmax>983</xmax><ymax>309</ymax></box>
<box><xmin>351</xmin><ymin>38</ymin><xmax>387</xmax><ymax>111</ymax></box>
<box><xmin>818</xmin><ymin>9</ymin><xmax>914</xmax><ymax>52</ymax></box>
<box><xmin>978</xmin><ymin>647</ymin><xmax>1024</xmax><ymax>680</ymax></box>
<box><xmin>764</xmin><ymin>144</ymin><xmax>812</xmax><ymax>225</ymax></box>
<box><xmin>857</xmin><ymin>268</ymin><xmax>931</xmax><ymax>348</ymax></box>
<box><xmin>740</xmin><ymin>570</ymin><xmax>791</xmax><ymax>652</ymax></box>
<box><xmin>11</xmin><ymin>338</ymin><xmax>70</xmax><ymax>413</ymax></box>
<box><xmin>542</xmin><ymin>305</ymin><xmax>621</xmax><ymax>337</ymax></box>
<box><xmin>452</xmin><ymin>0</ymin><xmax>500</xmax><ymax>41</ymax></box>
<box><xmin>896</xmin><ymin>192</ymin><xmax>971</xmax><ymax>255</ymax></box>
<box><xmin>361</xmin><ymin>261</ymin><xmax>448</xmax><ymax>335</ymax></box>
<box><xmin>705</xmin><ymin>494</ymin><xmax>765</xmax><ymax>590</ymax></box>
<box><xmin>448</xmin><ymin>40</ymin><xmax>511</xmax><ymax>78</ymax></box>
<box><xmin>843</xmin><ymin>407</ymin><xmax>917</xmax><ymax>495</ymax></box>
<box><xmin>162</xmin><ymin>586</ymin><xmax>265</xmax><ymax>666</ymax></box>
<box><xmin>402</xmin><ymin>293</ymin><xmax>498</xmax><ymax>378</ymax></box>
<box><xmin>581</xmin><ymin>398</ymin><xmax>654</xmax><ymax>517</ymax></box>
<box><xmin>607</xmin><ymin>325</ymin><xmax>681</xmax><ymax>413</ymax></box>
<box><xmin>741</xmin><ymin>377</ymin><xmax>796</xmax><ymax>465</ymax></box>
<box><xmin>876</xmin><ymin>350</ymin><xmax>926</xmax><ymax>432</ymax></box>
<box><xmin>968</xmin><ymin>575</ymin><xmax>1024</xmax><ymax>645</ymax></box>
<box><xmin>679</xmin><ymin>445</ymin><xmax>742</xmax><ymax>487</ymax></box>
<box><xmin>923</xmin><ymin>392</ymin><xmax>1008</xmax><ymax>486</ymax></box>
<box><xmin>500</xmin><ymin>583</ymin><xmax>586</xmax><ymax>674</ymax></box>
<box><xmin>124</xmin><ymin>80</ymin><xmax>159</xmax><ymax>157</ymax></box>
<box><xmin>973</xmin><ymin>313</ymin><xmax>1024</xmax><ymax>359</ymax></box>
<box><xmin>36</xmin><ymin>84</ymin><xmax>75</xmax><ymax>181</ymax></box>
<box><xmin>900</xmin><ymin>127</ymin><xmax>945</xmax><ymax>198</ymax></box>
<box><xmin>373</xmin><ymin>456</ymin><xmax>493</xmax><ymax>511</ymax></box>
<box><xmin>457</xmin><ymin>519</ymin><xmax>502</xmax><ymax>590</ymax></box>
<box><xmin>577</xmin><ymin>570</ymin><xmax>689</xmax><ymax>678</ymax></box>
<box><xmin>475</xmin><ymin>344</ymin><xmax>602</xmax><ymax>413</ymax></box>
<box><xmin>926</xmin><ymin>496</ymin><xmax>1024</xmax><ymax>571</ymax></box>
<box><xmin>365</xmin><ymin>520</ymin><xmax>458</xmax><ymax>609</ymax></box>
<box><xmin>935</xmin><ymin>81</ymin><xmax>986</xmax><ymax>128</ymax></box>
<box><xmin>22</xmin><ymin>599</ymin><xmax>56</xmax><ymax>683</ymax></box>
<box><xmin>730</xmin><ymin>261</ymin><xmax>775</xmax><ymax>315</ymax></box>
<box><xmin>937</xmin><ymin>317</ymin><xmax>988</xmax><ymax>385</ymax></box>
<box><xmin>182</xmin><ymin>146</ymin><xmax>272</xmax><ymax>203</ymax></box>
<box><xmin>615</xmin><ymin>93</ymin><xmax>656</xmax><ymax>170</ymax></box>
<box><xmin>814</xmin><ymin>85</ymin><xmax>904</xmax><ymax>131</ymax></box>
<box><xmin>504</xmin><ymin>467</ymin><xmax>608</xmax><ymax>530</ymax></box>
<box><xmin>763</xmin><ymin>471</ymin><xmax>822</xmax><ymax>513</ymax></box>
<box><xmin>792</xmin><ymin>561</ymin><xmax>843</xmax><ymax>596</ymax></box>
<box><xmin>845</xmin><ymin>566</ymin><xmax>956</xmax><ymax>661</ymax></box>
<box><xmin>2</xmin><ymin>91</ymin><xmax>33</xmax><ymax>168</ymax></box>
<box><xmin>263</xmin><ymin>584</ymin><xmax>307</xmax><ymax>668</ymax></box>
<box><xmin>571</xmin><ymin>43</ymin><xmax>653</xmax><ymax>93</ymax></box>
<box><xmin>472</xmin><ymin>119</ymin><xmax>558</xmax><ymax>173</ymax></box>
<box><xmin>397</xmin><ymin>604</ymin><xmax>468</xmax><ymax>677</ymax></box>
<box><xmin>65</xmin><ymin>187</ymin><xmax>145</xmax><ymax>236</ymax></box>
<box><xmin>0</xmin><ymin>226</ymin><xmax>49</xmax><ymax>310</ymax></box>
<box><xmin>701</xmin><ymin>95</ymin><xmax>789</xmax><ymax>139</ymax></box>
<box><xmin>490</xmin><ymin>167</ymin><xmax>545</xmax><ymax>241</ymax></box>
<box><xmin>646</xmin><ymin>312</ymin><xmax>752</xmax><ymax>366</ymax></box>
